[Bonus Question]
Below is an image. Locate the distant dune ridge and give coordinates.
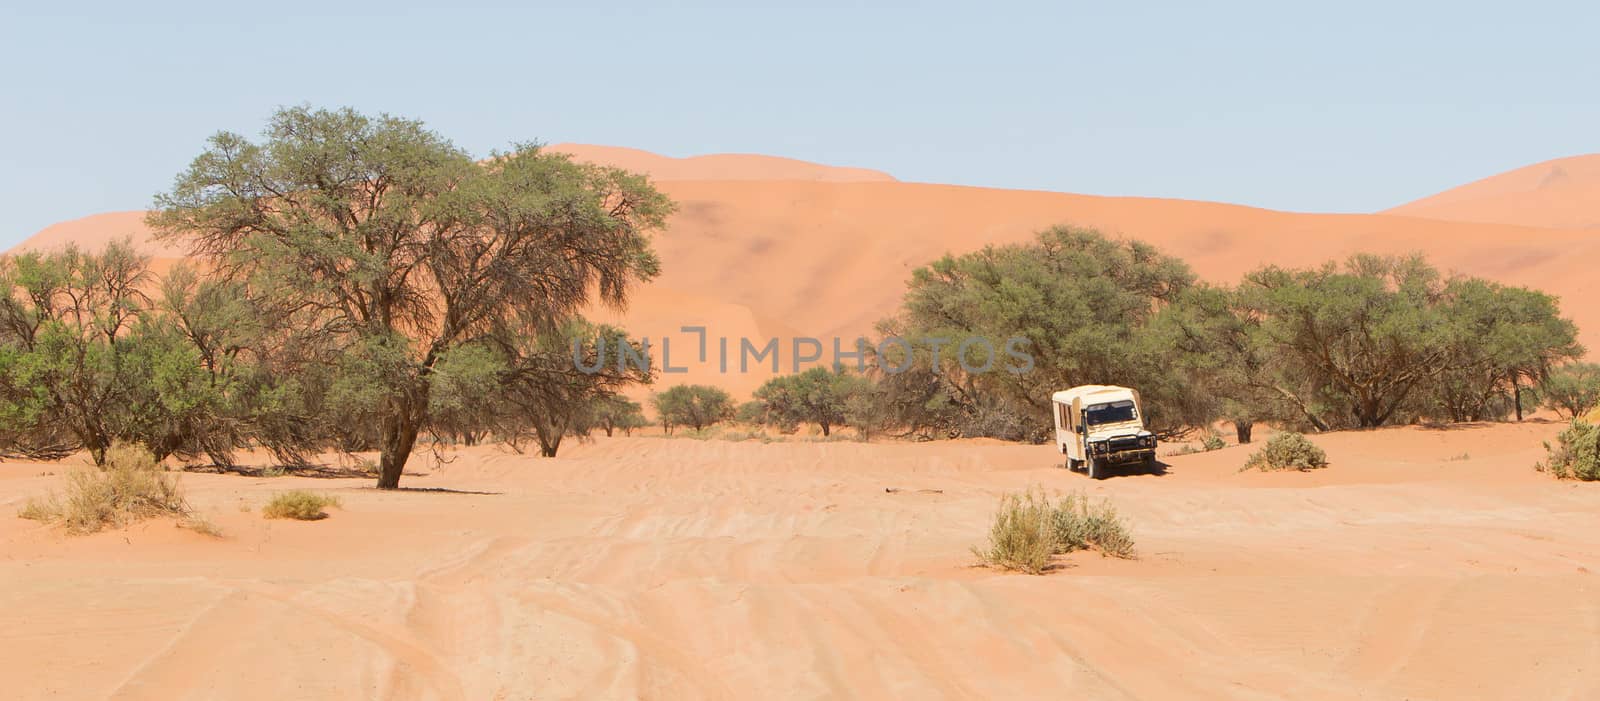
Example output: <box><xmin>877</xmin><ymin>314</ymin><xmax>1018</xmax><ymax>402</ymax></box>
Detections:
<box><xmin>1385</xmin><ymin>153</ymin><xmax>1600</xmax><ymax>230</ymax></box>
<box><xmin>546</xmin><ymin>143</ymin><xmax>898</xmax><ymax>183</ymax></box>
<box><xmin>11</xmin><ymin>148</ymin><xmax>1600</xmax><ymax>395</ymax></box>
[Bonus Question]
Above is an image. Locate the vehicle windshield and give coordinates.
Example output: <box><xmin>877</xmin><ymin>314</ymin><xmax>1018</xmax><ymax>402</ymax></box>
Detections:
<box><xmin>1084</xmin><ymin>400</ymin><xmax>1137</xmax><ymax>426</ymax></box>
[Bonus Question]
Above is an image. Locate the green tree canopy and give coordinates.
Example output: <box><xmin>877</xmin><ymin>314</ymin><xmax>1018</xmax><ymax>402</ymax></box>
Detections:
<box><xmin>1544</xmin><ymin>363</ymin><xmax>1600</xmax><ymax>418</ymax></box>
<box><xmin>490</xmin><ymin>320</ymin><xmax>652</xmax><ymax>457</ymax></box>
<box><xmin>591</xmin><ymin>395</ymin><xmax>649</xmax><ymax>437</ymax></box>
<box><xmin>751</xmin><ymin>366</ymin><xmax>871</xmax><ymax>436</ymax></box>
<box><xmin>0</xmin><ymin>241</ymin><xmax>151</xmax><ymax>463</ymax></box>
<box><xmin>652</xmin><ymin>385</ymin><xmax>734</xmax><ymax>433</ymax></box>
<box><xmin>150</xmin><ymin>106</ymin><xmax>671</xmax><ymax>487</ymax></box>
<box><xmin>1158</xmin><ymin>255</ymin><xmax>1581</xmax><ymax>432</ymax></box>
<box><xmin>875</xmin><ymin>226</ymin><xmax>1197</xmax><ymax>440</ymax></box>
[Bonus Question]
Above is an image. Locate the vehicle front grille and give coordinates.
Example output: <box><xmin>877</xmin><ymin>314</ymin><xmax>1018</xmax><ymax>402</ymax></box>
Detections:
<box><xmin>1108</xmin><ymin>436</ymin><xmax>1142</xmax><ymax>452</ymax></box>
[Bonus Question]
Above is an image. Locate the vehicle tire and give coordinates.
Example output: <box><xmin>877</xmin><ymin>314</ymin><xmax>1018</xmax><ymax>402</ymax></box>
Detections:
<box><xmin>1087</xmin><ymin>456</ymin><xmax>1104</xmax><ymax>480</ymax></box>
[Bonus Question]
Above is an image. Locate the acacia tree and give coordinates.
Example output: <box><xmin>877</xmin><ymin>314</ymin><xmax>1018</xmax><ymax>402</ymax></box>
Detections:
<box><xmin>874</xmin><ymin>226</ymin><xmax>1198</xmax><ymax>440</ymax></box>
<box><xmin>1237</xmin><ymin>256</ymin><xmax>1581</xmax><ymax>429</ymax></box>
<box><xmin>1421</xmin><ymin>279</ymin><xmax>1579</xmax><ymax>422</ymax></box>
<box><xmin>592</xmin><ymin>395</ymin><xmax>649</xmax><ymax>437</ymax></box>
<box><xmin>652</xmin><ymin>385</ymin><xmax>734</xmax><ymax>433</ymax></box>
<box><xmin>1240</xmin><ymin>255</ymin><xmax>1451</xmax><ymax>429</ymax></box>
<box><xmin>151</xmin><ymin>106</ymin><xmax>671</xmax><ymax>487</ymax></box>
<box><xmin>752</xmin><ymin>366</ymin><xmax>869</xmax><ymax>436</ymax></box>
<box><xmin>491</xmin><ymin>320</ymin><xmax>652</xmax><ymax>457</ymax></box>
<box><xmin>1544</xmin><ymin>363</ymin><xmax>1600</xmax><ymax>418</ymax></box>
<box><xmin>0</xmin><ymin>242</ymin><xmax>151</xmax><ymax>463</ymax></box>
<box><xmin>1154</xmin><ymin>283</ymin><xmax>1285</xmax><ymax>442</ymax></box>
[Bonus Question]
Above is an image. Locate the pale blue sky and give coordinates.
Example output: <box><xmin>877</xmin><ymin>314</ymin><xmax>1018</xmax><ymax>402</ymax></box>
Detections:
<box><xmin>3</xmin><ymin>1</ymin><xmax>1597</xmax><ymax>246</ymax></box>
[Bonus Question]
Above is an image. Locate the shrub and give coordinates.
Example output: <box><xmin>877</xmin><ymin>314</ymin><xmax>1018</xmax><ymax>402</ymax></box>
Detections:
<box><xmin>1539</xmin><ymin>420</ymin><xmax>1600</xmax><ymax>481</ymax></box>
<box><xmin>1242</xmin><ymin>432</ymin><xmax>1328</xmax><ymax>471</ymax></box>
<box><xmin>262</xmin><ymin>490</ymin><xmax>341</xmax><ymax>520</ymax></box>
<box><xmin>1051</xmin><ymin>492</ymin><xmax>1137</xmax><ymax>559</ymax></box>
<box><xmin>1544</xmin><ymin>363</ymin><xmax>1600</xmax><ymax>419</ymax></box>
<box><xmin>714</xmin><ymin>428</ymin><xmax>773</xmax><ymax>443</ymax></box>
<box><xmin>1171</xmin><ymin>432</ymin><xmax>1227</xmax><ymax>456</ymax></box>
<box><xmin>974</xmin><ymin>488</ymin><xmax>1138</xmax><ymax>573</ymax></box>
<box><xmin>17</xmin><ymin>441</ymin><xmax>205</xmax><ymax>535</ymax></box>
<box><xmin>971</xmin><ymin>489</ymin><xmax>1056</xmax><ymax>574</ymax></box>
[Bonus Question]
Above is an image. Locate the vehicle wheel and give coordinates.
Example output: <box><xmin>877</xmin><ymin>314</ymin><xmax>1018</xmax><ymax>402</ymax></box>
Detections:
<box><xmin>1087</xmin><ymin>456</ymin><xmax>1104</xmax><ymax>480</ymax></box>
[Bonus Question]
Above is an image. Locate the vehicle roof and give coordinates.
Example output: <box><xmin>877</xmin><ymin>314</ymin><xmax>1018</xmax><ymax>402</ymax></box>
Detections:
<box><xmin>1051</xmin><ymin>385</ymin><xmax>1138</xmax><ymax>404</ymax></box>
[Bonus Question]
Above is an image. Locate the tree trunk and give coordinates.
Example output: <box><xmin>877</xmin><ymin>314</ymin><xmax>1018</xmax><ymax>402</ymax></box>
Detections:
<box><xmin>533</xmin><ymin>415</ymin><xmax>568</xmax><ymax>458</ymax></box>
<box><xmin>820</xmin><ymin>422</ymin><xmax>830</xmax><ymax>437</ymax></box>
<box><xmin>1513</xmin><ymin>379</ymin><xmax>1524</xmax><ymax>422</ymax></box>
<box><xmin>539</xmin><ymin>436</ymin><xmax>561</xmax><ymax>457</ymax></box>
<box><xmin>83</xmin><ymin>432</ymin><xmax>109</xmax><ymax>468</ymax></box>
<box><xmin>376</xmin><ymin>399</ymin><xmax>424</xmax><ymax>489</ymax></box>
<box><xmin>1233</xmin><ymin>419</ymin><xmax>1253</xmax><ymax>445</ymax></box>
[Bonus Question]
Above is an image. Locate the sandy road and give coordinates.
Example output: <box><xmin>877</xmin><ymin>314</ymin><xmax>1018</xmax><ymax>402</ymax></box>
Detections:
<box><xmin>2</xmin><ymin>420</ymin><xmax>1597</xmax><ymax>700</ymax></box>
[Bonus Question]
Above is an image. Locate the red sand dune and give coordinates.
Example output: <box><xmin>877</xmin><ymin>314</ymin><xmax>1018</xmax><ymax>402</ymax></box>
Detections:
<box><xmin>12</xmin><ymin>150</ymin><xmax>1600</xmax><ymax>396</ymax></box>
<box><xmin>1385</xmin><ymin>154</ymin><xmax>1600</xmax><ymax>230</ymax></box>
<box><xmin>548</xmin><ymin>143</ymin><xmax>897</xmax><ymax>183</ymax></box>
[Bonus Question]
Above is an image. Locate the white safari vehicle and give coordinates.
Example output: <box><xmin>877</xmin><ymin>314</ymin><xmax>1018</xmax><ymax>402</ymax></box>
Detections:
<box><xmin>1052</xmin><ymin>385</ymin><xmax>1157</xmax><ymax>479</ymax></box>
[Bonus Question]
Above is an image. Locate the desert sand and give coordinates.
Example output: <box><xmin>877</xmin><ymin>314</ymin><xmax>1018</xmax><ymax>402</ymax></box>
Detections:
<box><xmin>2</xmin><ymin>420</ymin><xmax>1597</xmax><ymax>700</ymax></box>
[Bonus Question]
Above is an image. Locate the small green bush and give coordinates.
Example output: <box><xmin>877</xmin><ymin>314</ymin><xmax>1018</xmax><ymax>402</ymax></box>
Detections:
<box><xmin>1172</xmin><ymin>432</ymin><xmax>1227</xmax><ymax>456</ymax></box>
<box><xmin>1539</xmin><ymin>420</ymin><xmax>1600</xmax><ymax>481</ymax></box>
<box><xmin>17</xmin><ymin>441</ymin><xmax>207</xmax><ymax>535</ymax></box>
<box><xmin>1242</xmin><ymin>432</ymin><xmax>1328</xmax><ymax>472</ymax></box>
<box><xmin>1051</xmin><ymin>493</ymin><xmax>1137</xmax><ymax>559</ymax></box>
<box><xmin>971</xmin><ymin>489</ymin><xmax>1057</xmax><ymax>574</ymax></box>
<box><xmin>974</xmin><ymin>488</ymin><xmax>1137</xmax><ymax>574</ymax></box>
<box><xmin>715</xmin><ymin>429</ymin><xmax>775</xmax><ymax>443</ymax></box>
<box><xmin>262</xmin><ymin>490</ymin><xmax>341</xmax><ymax>520</ymax></box>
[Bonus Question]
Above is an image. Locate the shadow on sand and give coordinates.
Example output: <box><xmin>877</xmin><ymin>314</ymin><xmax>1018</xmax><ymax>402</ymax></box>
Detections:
<box><xmin>374</xmin><ymin>486</ymin><xmax>503</xmax><ymax>495</ymax></box>
<box><xmin>1057</xmin><ymin>459</ymin><xmax>1169</xmax><ymax>479</ymax></box>
<box><xmin>1417</xmin><ymin>417</ymin><xmax>1560</xmax><ymax>432</ymax></box>
<box><xmin>183</xmin><ymin>462</ymin><xmax>392</xmax><ymax>480</ymax></box>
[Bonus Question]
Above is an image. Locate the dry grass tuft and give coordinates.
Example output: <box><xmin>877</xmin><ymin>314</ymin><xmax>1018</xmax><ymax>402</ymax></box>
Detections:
<box><xmin>262</xmin><ymin>490</ymin><xmax>341</xmax><ymax>520</ymax></box>
<box><xmin>973</xmin><ymin>488</ymin><xmax>1138</xmax><ymax>574</ymax></box>
<box><xmin>16</xmin><ymin>441</ymin><xmax>215</xmax><ymax>536</ymax></box>
<box><xmin>1052</xmin><ymin>492</ymin><xmax>1137</xmax><ymax>559</ymax></box>
<box><xmin>971</xmin><ymin>488</ymin><xmax>1057</xmax><ymax>574</ymax></box>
